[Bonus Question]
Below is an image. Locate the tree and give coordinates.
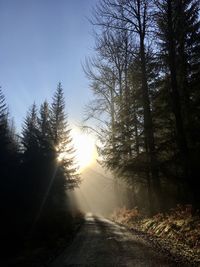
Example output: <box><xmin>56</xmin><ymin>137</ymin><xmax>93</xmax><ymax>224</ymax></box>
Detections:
<box><xmin>0</xmin><ymin>88</ymin><xmax>19</xmax><ymax>180</ymax></box>
<box><xmin>91</xmin><ymin>0</ymin><xmax>163</xmax><ymax>211</ymax></box>
<box><xmin>155</xmin><ymin>0</ymin><xmax>200</xmax><ymax>204</ymax></box>
<box><xmin>0</xmin><ymin>88</ymin><xmax>11</xmax><ymax>165</ymax></box>
<box><xmin>50</xmin><ymin>82</ymin><xmax>80</xmax><ymax>191</ymax></box>
<box><xmin>22</xmin><ymin>103</ymin><xmax>39</xmax><ymax>159</ymax></box>
<box><xmin>38</xmin><ymin>101</ymin><xmax>53</xmax><ymax>158</ymax></box>
<box><xmin>21</xmin><ymin>103</ymin><xmax>41</xmax><ymax>221</ymax></box>
<box><xmin>0</xmin><ymin>89</ymin><xmax>20</xmax><ymax>243</ymax></box>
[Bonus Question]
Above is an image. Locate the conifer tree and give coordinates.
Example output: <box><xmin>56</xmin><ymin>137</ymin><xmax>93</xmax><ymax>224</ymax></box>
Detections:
<box><xmin>50</xmin><ymin>82</ymin><xmax>79</xmax><ymax>191</ymax></box>
<box><xmin>0</xmin><ymin>88</ymin><xmax>19</xmax><ymax>175</ymax></box>
<box><xmin>38</xmin><ymin>101</ymin><xmax>53</xmax><ymax>158</ymax></box>
<box><xmin>155</xmin><ymin>0</ymin><xmax>200</xmax><ymax>204</ymax></box>
<box><xmin>0</xmin><ymin>89</ymin><xmax>20</xmax><ymax>239</ymax></box>
<box><xmin>21</xmin><ymin>103</ymin><xmax>41</xmax><ymax>216</ymax></box>
<box><xmin>22</xmin><ymin>103</ymin><xmax>39</xmax><ymax>159</ymax></box>
<box><xmin>0</xmin><ymin>89</ymin><xmax>10</xmax><ymax>161</ymax></box>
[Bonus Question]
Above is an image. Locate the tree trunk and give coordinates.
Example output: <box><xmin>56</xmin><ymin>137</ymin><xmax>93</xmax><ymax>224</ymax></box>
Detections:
<box><xmin>166</xmin><ymin>0</ymin><xmax>192</xmax><ymax>194</ymax></box>
<box><xmin>139</xmin><ymin>37</ymin><xmax>161</xmax><ymax>211</ymax></box>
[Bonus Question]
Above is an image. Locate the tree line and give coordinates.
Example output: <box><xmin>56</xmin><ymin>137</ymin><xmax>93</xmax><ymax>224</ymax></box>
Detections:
<box><xmin>84</xmin><ymin>0</ymin><xmax>200</xmax><ymax>213</ymax></box>
<box><xmin>0</xmin><ymin>83</ymin><xmax>80</xmax><ymax>252</ymax></box>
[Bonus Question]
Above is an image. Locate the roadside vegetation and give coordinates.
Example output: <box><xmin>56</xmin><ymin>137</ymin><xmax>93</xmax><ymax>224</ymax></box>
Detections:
<box><xmin>84</xmin><ymin>0</ymin><xmax>200</xmax><ymax>214</ymax></box>
<box><xmin>83</xmin><ymin>1</ymin><xmax>200</xmax><ymax>262</ymax></box>
<box><xmin>111</xmin><ymin>205</ymin><xmax>200</xmax><ymax>265</ymax></box>
<box><xmin>0</xmin><ymin>84</ymin><xmax>81</xmax><ymax>264</ymax></box>
<box><xmin>7</xmin><ymin>211</ymin><xmax>84</xmax><ymax>267</ymax></box>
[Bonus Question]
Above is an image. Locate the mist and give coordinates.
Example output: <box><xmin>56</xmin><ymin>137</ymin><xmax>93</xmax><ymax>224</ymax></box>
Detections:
<box><xmin>67</xmin><ymin>162</ymin><xmax>136</xmax><ymax>217</ymax></box>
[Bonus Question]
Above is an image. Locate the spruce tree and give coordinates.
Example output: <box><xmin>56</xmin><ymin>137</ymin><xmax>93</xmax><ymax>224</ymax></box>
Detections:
<box><xmin>50</xmin><ymin>82</ymin><xmax>79</xmax><ymax>191</ymax></box>
<box><xmin>0</xmin><ymin>89</ymin><xmax>10</xmax><ymax>163</ymax></box>
<box><xmin>22</xmin><ymin>103</ymin><xmax>39</xmax><ymax>159</ymax></box>
<box><xmin>0</xmin><ymin>88</ymin><xmax>19</xmax><ymax>177</ymax></box>
<box><xmin>21</xmin><ymin>102</ymin><xmax>47</xmax><ymax>226</ymax></box>
<box><xmin>155</xmin><ymin>0</ymin><xmax>200</xmax><ymax>204</ymax></box>
<box><xmin>38</xmin><ymin>101</ymin><xmax>53</xmax><ymax>158</ymax></box>
<box><xmin>0</xmin><ymin>89</ymin><xmax>20</xmax><ymax>240</ymax></box>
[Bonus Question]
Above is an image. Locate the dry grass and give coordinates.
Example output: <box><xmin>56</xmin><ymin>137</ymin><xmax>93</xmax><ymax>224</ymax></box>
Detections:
<box><xmin>111</xmin><ymin>205</ymin><xmax>200</xmax><ymax>264</ymax></box>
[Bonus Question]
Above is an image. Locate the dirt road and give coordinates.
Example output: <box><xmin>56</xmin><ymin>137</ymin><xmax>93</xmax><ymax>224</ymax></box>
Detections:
<box><xmin>50</xmin><ymin>214</ymin><xmax>176</xmax><ymax>267</ymax></box>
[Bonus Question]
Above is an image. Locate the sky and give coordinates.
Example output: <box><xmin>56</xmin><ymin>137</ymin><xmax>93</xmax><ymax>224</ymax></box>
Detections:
<box><xmin>0</xmin><ymin>0</ymin><xmax>98</xmax><ymax>131</ymax></box>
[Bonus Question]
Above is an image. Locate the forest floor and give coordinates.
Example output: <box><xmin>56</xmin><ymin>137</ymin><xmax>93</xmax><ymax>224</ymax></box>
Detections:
<box><xmin>111</xmin><ymin>205</ymin><xmax>200</xmax><ymax>266</ymax></box>
<box><xmin>0</xmin><ymin>211</ymin><xmax>84</xmax><ymax>267</ymax></box>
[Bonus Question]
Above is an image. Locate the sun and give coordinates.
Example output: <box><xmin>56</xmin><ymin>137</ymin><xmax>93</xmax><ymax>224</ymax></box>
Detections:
<box><xmin>71</xmin><ymin>128</ymin><xmax>96</xmax><ymax>171</ymax></box>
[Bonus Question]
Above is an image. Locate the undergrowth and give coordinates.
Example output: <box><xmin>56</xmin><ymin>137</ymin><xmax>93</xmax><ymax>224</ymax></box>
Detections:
<box><xmin>111</xmin><ymin>205</ymin><xmax>200</xmax><ymax>264</ymax></box>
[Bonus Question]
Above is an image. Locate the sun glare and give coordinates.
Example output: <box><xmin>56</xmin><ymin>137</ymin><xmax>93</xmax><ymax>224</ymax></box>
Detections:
<box><xmin>71</xmin><ymin>128</ymin><xmax>97</xmax><ymax>171</ymax></box>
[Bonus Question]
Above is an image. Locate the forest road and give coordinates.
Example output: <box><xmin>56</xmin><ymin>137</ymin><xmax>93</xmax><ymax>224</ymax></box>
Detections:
<box><xmin>50</xmin><ymin>213</ymin><xmax>176</xmax><ymax>267</ymax></box>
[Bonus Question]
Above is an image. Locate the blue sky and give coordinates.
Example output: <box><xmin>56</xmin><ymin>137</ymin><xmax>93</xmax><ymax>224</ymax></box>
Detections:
<box><xmin>0</xmin><ymin>0</ymin><xmax>97</xmax><ymax>131</ymax></box>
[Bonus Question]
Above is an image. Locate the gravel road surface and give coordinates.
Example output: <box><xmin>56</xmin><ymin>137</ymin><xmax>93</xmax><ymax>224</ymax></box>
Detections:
<box><xmin>50</xmin><ymin>213</ymin><xmax>176</xmax><ymax>267</ymax></box>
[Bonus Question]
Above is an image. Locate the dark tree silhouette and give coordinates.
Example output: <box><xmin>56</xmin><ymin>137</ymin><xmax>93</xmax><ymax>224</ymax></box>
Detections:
<box><xmin>84</xmin><ymin>0</ymin><xmax>200</xmax><ymax>213</ymax></box>
<box><xmin>155</xmin><ymin>0</ymin><xmax>200</xmax><ymax>204</ymax></box>
<box><xmin>0</xmin><ymin>89</ymin><xmax>21</xmax><ymax>252</ymax></box>
<box><xmin>50</xmin><ymin>82</ymin><xmax>80</xmax><ymax>191</ymax></box>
